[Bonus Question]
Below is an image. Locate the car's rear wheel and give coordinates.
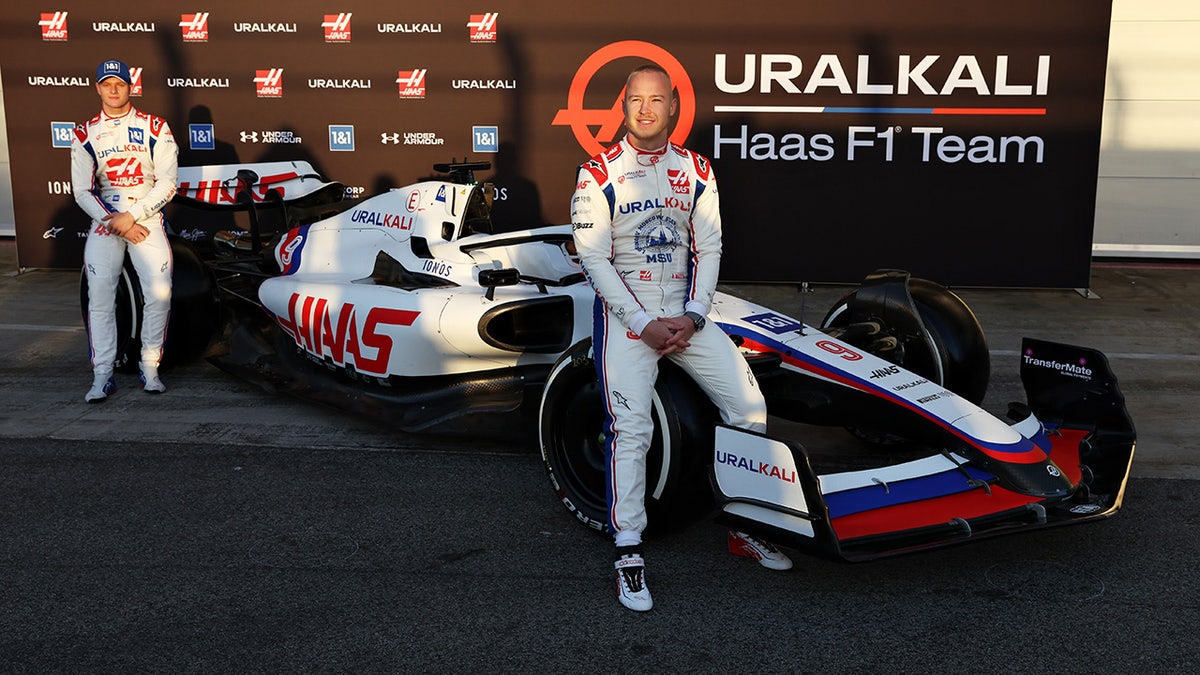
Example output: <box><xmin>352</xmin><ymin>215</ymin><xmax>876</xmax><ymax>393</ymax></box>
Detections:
<box><xmin>79</xmin><ymin>236</ymin><xmax>219</xmax><ymax>371</ymax></box>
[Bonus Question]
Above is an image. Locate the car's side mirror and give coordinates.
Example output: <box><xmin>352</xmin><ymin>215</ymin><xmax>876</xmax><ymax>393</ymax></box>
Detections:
<box><xmin>479</xmin><ymin>267</ymin><xmax>520</xmax><ymax>300</ymax></box>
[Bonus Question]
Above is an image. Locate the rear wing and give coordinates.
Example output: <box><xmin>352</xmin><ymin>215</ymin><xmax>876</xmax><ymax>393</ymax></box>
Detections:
<box><xmin>174</xmin><ymin>161</ymin><xmax>346</xmax><ymax>254</ymax></box>
<box><xmin>174</xmin><ymin>161</ymin><xmax>345</xmax><ymax>211</ymax></box>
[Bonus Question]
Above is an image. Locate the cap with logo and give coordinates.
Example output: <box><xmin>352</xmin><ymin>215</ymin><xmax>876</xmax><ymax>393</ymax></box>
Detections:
<box><xmin>96</xmin><ymin>59</ymin><xmax>131</xmax><ymax>84</ymax></box>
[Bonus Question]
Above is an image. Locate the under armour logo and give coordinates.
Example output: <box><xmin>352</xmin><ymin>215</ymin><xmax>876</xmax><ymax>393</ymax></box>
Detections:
<box><xmin>240</xmin><ymin>131</ymin><xmax>258</xmax><ymax>143</ymax></box>
<box><xmin>381</xmin><ymin>132</ymin><xmax>400</xmax><ymax>144</ymax></box>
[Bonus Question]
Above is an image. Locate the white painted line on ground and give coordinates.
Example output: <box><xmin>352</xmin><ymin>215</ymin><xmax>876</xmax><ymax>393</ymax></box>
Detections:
<box><xmin>0</xmin><ymin>324</ymin><xmax>82</xmax><ymax>333</ymax></box>
<box><xmin>992</xmin><ymin>349</ymin><xmax>1200</xmax><ymax>362</ymax></box>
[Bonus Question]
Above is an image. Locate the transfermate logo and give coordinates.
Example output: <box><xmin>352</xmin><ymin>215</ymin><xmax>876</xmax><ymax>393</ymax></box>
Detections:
<box><xmin>323</xmin><ymin>13</ymin><xmax>352</xmax><ymax>42</ymax></box>
<box><xmin>129</xmin><ymin>67</ymin><xmax>144</xmax><ymax>97</ymax></box>
<box><xmin>552</xmin><ymin>41</ymin><xmax>695</xmax><ymax>157</ymax></box>
<box><xmin>254</xmin><ymin>69</ymin><xmax>284</xmax><ymax>98</ymax></box>
<box><xmin>396</xmin><ymin>69</ymin><xmax>427</xmax><ymax>98</ymax></box>
<box><xmin>39</xmin><ymin>12</ymin><xmax>68</xmax><ymax>41</ymax></box>
<box><xmin>467</xmin><ymin>13</ymin><xmax>497</xmax><ymax>43</ymax></box>
<box><xmin>180</xmin><ymin>12</ymin><xmax>209</xmax><ymax>42</ymax></box>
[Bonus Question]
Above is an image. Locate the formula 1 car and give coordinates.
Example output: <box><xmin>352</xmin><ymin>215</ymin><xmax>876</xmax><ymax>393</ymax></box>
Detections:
<box><xmin>83</xmin><ymin>159</ymin><xmax>1136</xmax><ymax>561</ymax></box>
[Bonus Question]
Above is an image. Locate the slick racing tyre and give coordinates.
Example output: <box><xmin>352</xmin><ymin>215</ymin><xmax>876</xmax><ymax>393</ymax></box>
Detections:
<box><xmin>822</xmin><ymin>277</ymin><xmax>989</xmax><ymax>405</ymax></box>
<box><xmin>79</xmin><ymin>236</ymin><xmax>219</xmax><ymax>371</ymax></box>
<box><xmin>538</xmin><ymin>339</ymin><xmax>718</xmax><ymax>534</ymax></box>
<box><xmin>79</xmin><ymin>257</ymin><xmax>142</xmax><ymax>373</ymax></box>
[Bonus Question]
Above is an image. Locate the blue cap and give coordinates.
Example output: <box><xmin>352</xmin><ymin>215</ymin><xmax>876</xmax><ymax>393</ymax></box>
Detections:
<box><xmin>96</xmin><ymin>59</ymin><xmax>131</xmax><ymax>84</ymax></box>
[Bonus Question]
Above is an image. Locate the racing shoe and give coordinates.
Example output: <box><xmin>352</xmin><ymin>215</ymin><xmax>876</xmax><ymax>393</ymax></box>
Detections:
<box><xmin>614</xmin><ymin>549</ymin><xmax>653</xmax><ymax>612</ymax></box>
<box><xmin>139</xmin><ymin>364</ymin><xmax>166</xmax><ymax>394</ymax></box>
<box><xmin>729</xmin><ymin>530</ymin><xmax>793</xmax><ymax>571</ymax></box>
<box><xmin>84</xmin><ymin>373</ymin><xmax>116</xmax><ymax>403</ymax></box>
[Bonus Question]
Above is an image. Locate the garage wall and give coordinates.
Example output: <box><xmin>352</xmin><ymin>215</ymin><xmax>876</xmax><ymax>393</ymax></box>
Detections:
<box><xmin>1094</xmin><ymin>0</ymin><xmax>1200</xmax><ymax>258</ymax></box>
<box><xmin>1</xmin><ymin>6</ymin><xmax>1196</xmax><ymax>259</ymax></box>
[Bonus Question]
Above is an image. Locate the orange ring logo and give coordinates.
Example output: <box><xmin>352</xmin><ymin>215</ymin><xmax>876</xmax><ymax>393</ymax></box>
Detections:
<box><xmin>552</xmin><ymin>40</ymin><xmax>695</xmax><ymax>157</ymax></box>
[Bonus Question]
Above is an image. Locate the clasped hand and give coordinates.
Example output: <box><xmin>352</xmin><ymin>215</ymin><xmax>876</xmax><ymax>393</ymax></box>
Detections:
<box><xmin>640</xmin><ymin>316</ymin><xmax>695</xmax><ymax>355</ymax></box>
<box><xmin>102</xmin><ymin>211</ymin><xmax>149</xmax><ymax>244</ymax></box>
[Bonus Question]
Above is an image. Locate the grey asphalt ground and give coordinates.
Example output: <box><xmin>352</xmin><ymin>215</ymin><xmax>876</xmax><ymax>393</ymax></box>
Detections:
<box><xmin>2</xmin><ymin>237</ymin><xmax>1199</xmax><ymax>672</ymax></box>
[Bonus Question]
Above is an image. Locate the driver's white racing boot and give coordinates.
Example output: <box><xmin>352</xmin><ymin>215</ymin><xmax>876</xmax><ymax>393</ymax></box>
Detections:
<box><xmin>84</xmin><ymin>371</ymin><xmax>116</xmax><ymax>403</ymax></box>
<box><xmin>729</xmin><ymin>530</ymin><xmax>793</xmax><ymax>571</ymax></box>
<box><xmin>140</xmin><ymin>363</ymin><xmax>166</xmax><ymax>394</ymax></box>
<box><xmin>615</xmin><ymin>548</ymin><xmax>653</xmax><ymax>612</ymax></box>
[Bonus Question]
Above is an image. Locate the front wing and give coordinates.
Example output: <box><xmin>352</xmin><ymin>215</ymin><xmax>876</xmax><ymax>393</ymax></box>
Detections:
<box><xmin>712</xmin><ymin>339</ymin><xmax>1136</xmax><ymax>562</ymax></box>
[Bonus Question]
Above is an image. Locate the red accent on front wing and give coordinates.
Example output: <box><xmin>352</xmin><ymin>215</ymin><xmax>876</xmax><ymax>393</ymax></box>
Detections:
<box><xmin>831</xmin><ymin>485</ymin><xmax>1039</xmax><ymax>541</ymax></box>
<box><xmin>829</xmin><ymin>428</ymin><xmax>1088</xmax><ymax>541</ymax></box>
<box><xmin>1047</xmin><ymin>428</ymin><xmax>1088</xmax><ymax>484</ymax></box>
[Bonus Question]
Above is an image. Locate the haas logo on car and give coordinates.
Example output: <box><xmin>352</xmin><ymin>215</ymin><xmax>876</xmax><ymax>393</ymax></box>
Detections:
<box><xmin>275</xmin><ymin>292</ymin><xmax>420</xmax><ymax>376</ymax></box>
<box><xmin>105</xmin><ymin>157</ymin><xmax>143</xmax><ymax>187</ymax></box>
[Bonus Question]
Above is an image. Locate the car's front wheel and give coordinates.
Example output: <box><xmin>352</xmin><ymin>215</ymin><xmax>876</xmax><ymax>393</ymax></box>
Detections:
<box><xmin>538</xmin><ymin>339</ymin><xmax>718</xmax><ymax>534</ymax></box>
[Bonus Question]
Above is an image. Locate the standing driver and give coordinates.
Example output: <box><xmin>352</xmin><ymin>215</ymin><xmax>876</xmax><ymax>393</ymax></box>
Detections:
<box><xmin>570</xmin><ymin>64</ymin><xmax>792</xmax><ymax>612</ymax></box>
<box><xmin>72</xmin><ymin>59</ymin><xmax>178</xmax><ymax>402</ymax></box>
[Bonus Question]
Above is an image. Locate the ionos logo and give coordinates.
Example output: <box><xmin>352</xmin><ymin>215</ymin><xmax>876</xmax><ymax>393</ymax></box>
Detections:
<box><xmin>39</xmin><ymin>12</ymin><xmax>68</xmax><ymax>41</ymax></box>
<box><xmin>254</xmin><ymin>69</ymin><xmax>284</xmax><ymax>98</ymax></box>
<box><xmin>396</xmin><ymin>69</ymin><xmax>427</xmax><ymax>99</ymax></box>
<box><xmin>323</xmin><ymin>13</ymin><xmax>352</xmax><ymax>42</ymax></box>
<box><xmin>179</xmin><ymin>13</ymin><xmax>209</xmax><ymax>42</ymax></box>
<box><xmin>129</xmin><ymin>67</ymin><xmax>144</xmax><ymax>97</ymax></box>
<box><xmin>553</xmin><ymin>41</ymin><xmax>695</xmax><ymax>157</ymax></box>
<box><xmin>467</xmin><ymin>13</ymin><xmax>497</xmax><ymax>43</ymax></box>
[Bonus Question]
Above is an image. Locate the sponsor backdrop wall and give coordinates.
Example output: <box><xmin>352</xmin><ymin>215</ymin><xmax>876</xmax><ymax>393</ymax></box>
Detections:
<box><xmin>1</xmin><ymin>1</ymin><xmax>1112</xmax><ymax>287</ymax></box>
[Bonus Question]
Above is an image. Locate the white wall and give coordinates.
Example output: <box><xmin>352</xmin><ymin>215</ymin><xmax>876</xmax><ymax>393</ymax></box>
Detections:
<box><xmin>0</xmin><ymin>65</ymin><xmax>14</xmax><ymax>237</ymax></box>
<box><xmin>1094</xmin><ymin>0</ymin><xmax>1200</xmax><ymax>258</ymax></box>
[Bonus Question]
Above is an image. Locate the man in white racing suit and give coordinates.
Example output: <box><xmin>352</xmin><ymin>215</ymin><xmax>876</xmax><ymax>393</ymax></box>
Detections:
<box><xmin>570</xmin><ymin>64</ymin><xmax>792</xmax><ymax>612</ymax></box>
<box><xmin>72</xmin><ymin>59</ymin><xmax>178</xmax><ymax>402</ymax></box>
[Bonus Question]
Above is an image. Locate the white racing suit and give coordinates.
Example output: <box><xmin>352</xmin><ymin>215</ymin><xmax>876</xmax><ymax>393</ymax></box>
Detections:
<box><xmin>71</xmin><ymin>107</ymin><xmax>178</xmax><ymax>374</ymax></box>
<box><xmin>571</xmin><ymin>137</ymin><xmax>767</xmax><ymax>539</ymax></box>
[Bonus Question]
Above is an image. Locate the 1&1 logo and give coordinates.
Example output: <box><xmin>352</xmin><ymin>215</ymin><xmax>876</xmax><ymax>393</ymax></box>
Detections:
<box><xmin>552</xmin><ymin>41</ymin><xmax>695</xmax><ymax>157</ymax></box>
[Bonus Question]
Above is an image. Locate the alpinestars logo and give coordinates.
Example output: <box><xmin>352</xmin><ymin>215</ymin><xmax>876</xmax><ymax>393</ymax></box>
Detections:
<box><xmin>105</xmin><ymin>157</ymin><xmax>144</xmax><ymax>188</ymax></box>
<box><xmin>179</xmin><ymin>13</ymin><xmax>209</xmax><ymax>42</ymax></box>
<box><xmin>467</xmin><ymin>13</ymin><xmax>497</xmax><ymax>43</ymax></box>
<box><xmin>40</xmin><ymin>12</ymin><xmax>68</xmax><ymax>41</ymax></box>
<box><xmin>552</xmin><ymin>41</ymin><xmax>696</xmax><ymax>157</ymax></box>
<box><xmin>129</xmin><ymin>67</ymin><xmax>144</xmax><ymax>97</ymax></box>
<box><xmin>396</xmin><ymin>69</ymin><xmax>426</xmax><ymax>98</ymax></box>
<box><xmin>323</xmin><ymin>13</ymin><xmax>351</xmax><ymax>42</ymax></box>
<box><xmin>254</xmin><ymin>69</ymin><xmax>284</xmax><ymax>98</ymax></box>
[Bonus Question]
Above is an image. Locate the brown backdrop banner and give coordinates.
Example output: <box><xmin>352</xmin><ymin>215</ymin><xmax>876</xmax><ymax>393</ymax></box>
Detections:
<box><xmin>1</xmin><ymin>0</ymin><xmax>1112</xmax><ymax>287</ymax></box>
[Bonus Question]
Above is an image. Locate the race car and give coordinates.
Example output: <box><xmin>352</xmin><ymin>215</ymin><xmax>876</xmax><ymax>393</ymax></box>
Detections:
<box><xmin>82</xmin><ymin>160</ymin><xmax>1136</xmax><ymax>561</ymax></box>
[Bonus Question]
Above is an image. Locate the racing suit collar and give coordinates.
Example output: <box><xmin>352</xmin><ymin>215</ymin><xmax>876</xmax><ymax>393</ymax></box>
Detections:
<box><xmin>624</xmin><ymin>136</ymin><xmax>668</xmax><ymax>167</ymax></box>
<box><xmin>101</xmin><ymin>106</ymin><xmax>134</xmax><ymax>124</ymax></box>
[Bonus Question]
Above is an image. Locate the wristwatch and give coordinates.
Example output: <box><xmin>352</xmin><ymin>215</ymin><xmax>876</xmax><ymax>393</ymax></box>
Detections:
<box><xmin>683</xmin><ymin>311</ymin><xmax>706</xmax><ymax>331</ymax></box>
